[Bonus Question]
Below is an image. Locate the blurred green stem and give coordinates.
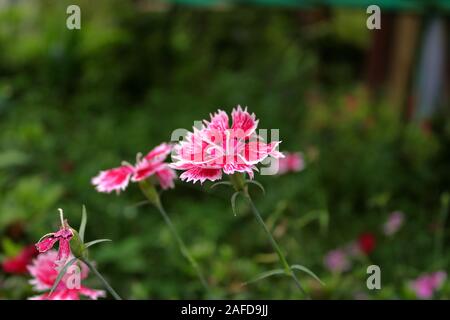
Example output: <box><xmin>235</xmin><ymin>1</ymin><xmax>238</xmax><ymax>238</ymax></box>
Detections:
<box><xmin>81</xmin><ymin>258</ymin><xmax>122</xmax><ymax>300</ymax></box>
<box><xmin>434</xmin><ymin>192</ymin><xmax>449</xmax><ymax>262</ymax></box>
<box><xmin>230</xmin><ymin>173</ymin><xmax>309</xmax><ymax>298</ymax></box>
<box><xmin>138</xmin><ymin>180</ymin><xmax>210</xmax><ymax>292</ymax></box>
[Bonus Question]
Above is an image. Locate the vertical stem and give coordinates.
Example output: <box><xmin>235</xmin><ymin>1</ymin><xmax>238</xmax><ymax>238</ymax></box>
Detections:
<box><xmin>139</xmin><ymin>180</ymin><xmax>210</xmax><ymax>292</ymax></box>
<box><xmin>435</xmin><ymin>193</ymin><xmax>449</xmax><ymax>262</ymax></box>
<box><xmin>243</xmin><ymin>190</ymin><xmax>309</xmax><ymax>298</ymax></box>
<box><xmin>81</xmin><ymin>258</ymin><xmax>122</xmax><ymax>300</ymax></box>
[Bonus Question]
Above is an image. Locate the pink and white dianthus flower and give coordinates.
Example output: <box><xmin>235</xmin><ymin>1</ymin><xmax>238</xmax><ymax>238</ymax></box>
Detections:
<box><xmin>277</xmin><ymin>152</ymin><xmax>305</xmax><ymax>175</ymax></box>
<box><xmin>92</xmin><ymin>143</ymin><xmax>176</xmax><ymax>193</ymax></box>
<box><xmin>27</xmin><ymin>250</ymin><xmax>105</xmax><ymax>300</ymax></box>
<box><xmin>170</xmin><ymin>106</ymin><xmax>284</xmax><ymax>183</ymax></box>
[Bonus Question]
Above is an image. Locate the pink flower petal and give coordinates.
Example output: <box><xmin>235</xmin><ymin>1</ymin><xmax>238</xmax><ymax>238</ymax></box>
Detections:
<box><xmin>242</xmin><ymin>141</ymin><xmax>283</xmax><ymax>165</ymax></box>
<box><xmin>35</xmin><ymin>236</ymin><xmax>58</xmax><ymax>253</ymax></box>
<box><xmin>56</xmin><ymin>238</ymin><xmax>72</xmax><ymax>264</ymax></box>
<box><xmin>231</xmin><ymin>105</ymin><xmax>258</xmax><ymax>137</ymax></box>
<box><xmin>79</xmin><ymin>286</ymin><xmax>106</xmax><ymax>300</ymax></box>
<box><xmin>143</xmin><ymin>143</ymin><xmax>172</xmax><ymax>162</ymax></box>
<box><xmin>223</xmin><ymin>163</ymin><xmax>255</xmax><ymax>178</ymax></box>
<box><xmin>92</xmin><ymin>165</ymin><xmax>134</xmax><ymax>193</ymax></box>
<box><xmin>205</xmin><ymin>110</ymin><xmax>229</xmax><ymax>131</ymax></box>
<box><xmin>132</xmin><ymin>160</ymin><xmax>164</xmax><ymax>182</ymax></box>
<box><xmin>179</xmin><ymin>167</ymin><xmax>222</xmax><ymax>184</ymax></box>
<box><xmin>155</xmin><ymin>166</ymin><xmax>177</xmax><ymax>190</ymax></box>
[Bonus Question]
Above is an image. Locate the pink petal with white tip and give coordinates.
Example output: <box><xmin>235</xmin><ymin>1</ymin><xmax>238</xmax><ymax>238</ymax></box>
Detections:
<box><xmin>179</xmin><ymin>167</ymin><xmax>222</xmax><ymax>184</ymax></box>
<box><xmin>91</xmin><ymin>165</ymin><xmax>134</xmax><ymax>193</ymax></box>
<box><xmin>231</xmin><ymin>105</ymin><xmax>258</xmax><ymax>137</ymax></box>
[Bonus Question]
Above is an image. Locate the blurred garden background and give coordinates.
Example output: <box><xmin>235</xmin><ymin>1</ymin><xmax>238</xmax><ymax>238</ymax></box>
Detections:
<box><xmin>0</xmin><ymin>0</ymin><xmax>449</xmax><ymax>299</ymax></box>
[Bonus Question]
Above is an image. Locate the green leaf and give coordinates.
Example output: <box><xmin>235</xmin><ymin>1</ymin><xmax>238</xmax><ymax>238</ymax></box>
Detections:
<box><xmin>84</xmin><ymin>239</ymin><xmax>112</xmax><ymax>249</ymax></box>
<box><xmin>79</xmin><ymin>205</ymin><xmax>87</xmax><ymax>243</ymax></box>
<box><xmin>210</xmin><ymin>181</ymin><xmax>232</xmax><ymax>189</ymax></box>
<box><xmin>49</xmin><ymin>257</ymin><xmax>78</xmax><ymax>296</ymax></box>
<box><xmin>231</xmin><ymin>191</ymin><xmax>241</xmax><ymax>217</ymax></box>
<box><xmin>0</xmin><ymin>150</ymin><xmax>29</xmax><ymax>169</ymax></box>
<box><xmin>243</xmin><ymin>268</ymin><xmax>285</xmax><ymax>286</ymax></box>
<box><xmin>319</xmin><ymin>210</ymin><xmax>329</xmax><ymax>234</ymax></box>
<box><xmin>291</xmin><ymin>264</ymin><xmax>325</xmax><ymax>286</ymax></box>
<box><xmin>245</xmin><ymin>180</ymin><xmax>265</xmax><ymax>195</ymax></box>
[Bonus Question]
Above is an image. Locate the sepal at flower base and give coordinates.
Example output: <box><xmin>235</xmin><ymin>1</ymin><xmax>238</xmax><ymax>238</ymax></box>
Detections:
<box><xmin>69</xmin><ymin>228</ymin><xmax>87</xmax><ymax>260</ymax></box>
<box><xmin>229</xmin><ymin>173</ymin><xmax>247</xmax><ymax>193</ymax></box>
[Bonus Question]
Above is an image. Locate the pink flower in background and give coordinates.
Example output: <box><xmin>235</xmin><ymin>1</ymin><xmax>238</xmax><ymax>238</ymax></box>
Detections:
<box><xmin>171</xmin><ymin>106</ymin><xmax>284</xmax><ymax>183</ymax></box>
<box><xmin>92</xmin><ymin>143</ymin><xmax>176</xmax><ymax>193</ymax></box>
<box><xmin>35</xmin><ymin>219</ymin><xmax>73</xmax><ymax>265</ymax></box>
<box><xmin>1</xmin><ymin>245</ymin><xmax>38</xmax><ymax>274</ymax></box>
<box><xmin>277</xmin><ymin>152</ymin><xmax>305</xmax><ymax>175</ymax></box>
<box><xmin>27</xmin><ymin>250</ymin><xmax>105</xmax><ymax>300</ymax></box>
<box><xmin>323</xmin><ymin>249</ymin><xmax>351</xmax><ymax>273</ymax></box>
<box><xmin>383</xmin><ymin>211</ymin><xmax>405</xmax><ymax>236</ymax></box>
<box><xmin>411</xmin><ymin>271</ymin><xmax>447</xmax><ymax>299</ymax></box>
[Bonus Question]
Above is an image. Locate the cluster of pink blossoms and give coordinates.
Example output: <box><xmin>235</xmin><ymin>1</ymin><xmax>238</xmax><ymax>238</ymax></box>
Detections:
<box><xmin>411</xmin><ymin>271</ymin><xmax>447</xmax><ymax>299</ymax></box>
<box><xmin>92</xmin><ymin>143</ymin><xmax>176</xmax><ymax>193</ymax></box>
<box><xmin>27</xmin><ymin>250</ymin><xmax>105</xmax><ymax>300</ymax></box>
<box><xmin>170</xmin><ymin>106</ymin><xmax>284</xmax><ymax>183</ymax></box>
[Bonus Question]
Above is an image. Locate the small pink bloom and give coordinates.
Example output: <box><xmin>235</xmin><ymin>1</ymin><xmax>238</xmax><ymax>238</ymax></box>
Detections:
<box><xmin>323</xmin><ymin>249</ymin><xmax>351</xmax><ymax>273</ymax></box>
<box><xmin>411</xmin><ymin>271</ymin><xmax>447</xmax><ymax>299</ymax></box>
<box><xmin>35</xmin><ymin>215</ymin><xmax>73</xmax><ymax>265</ymax></box>
<box><xmin>27</xmin><ymin>250</ymin><xmax>105</xmax><ymax>300</ymax></box>
<box><xmin>383</xmin><ymin>211</ymin><xmax>404</xmax><ymax>236</ymax></box>
<box><xmin>92</xmin><ymin>143</ymin><xmax>176</xmax><ymax>193</ymax></box>
<box><xmin>171</xmin><ymin>106</ymin><xmax>284</xmax><ymax>183</ymax></box>
<box><xmin>277</xmin><ymin>152</ymin><xmax>305</xmax><ymax>175</ymax></box>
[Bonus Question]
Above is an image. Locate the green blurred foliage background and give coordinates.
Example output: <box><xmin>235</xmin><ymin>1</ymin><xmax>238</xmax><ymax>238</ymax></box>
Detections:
<box><xmin>0</xmin><ymin>0</ymin><xmax>449</xmax><ymax>299</ymax></box>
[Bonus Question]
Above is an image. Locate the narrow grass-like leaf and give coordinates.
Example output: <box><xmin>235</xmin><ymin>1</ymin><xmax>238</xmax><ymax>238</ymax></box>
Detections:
<box><xmin>243</xmin><ymin>268</ymin><xmax>285</xmax><ymax>286</ymax></box>
<box><xmin>291</xmin><ymin>264</ymin><xmax>325</xmax><ymax>286</ymax></box>
<box><xmin>246</xmin><ymin>180</ymin><xmax>266</xmax><ymax>195</ymax></box>
<box><xmin>231</xmin><ymin>191</ymin><xmax>241</xmax><ymax>217</ymax></box>
<box><xmin>49</xmin><ymin>257</ymin><xmax>78</xmax><ymax>296</ymax></box>
<box><xmin>319</xmin><ymin>209</ymin><xmax>329</xmax><ymax>235</ymax></box>
<box><xmin>84</xmin><ymin>239</ymin><xmax>112</xmax><ymax>249</ymax></box>
<box><xmin>211</xmin><ymin>181</ymin><xmax>232</xmax><ymax>189</ymax></box>
<box><xmin>79</xmin><ymin>205</ymin><xmax>87</xmax><ymax>243</ymax></box>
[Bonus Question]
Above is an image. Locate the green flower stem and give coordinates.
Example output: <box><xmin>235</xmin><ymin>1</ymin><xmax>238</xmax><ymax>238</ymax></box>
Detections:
<box><xmin>139</xmin><ymin>180</ymin><xmax>210</xmax><ymax>292</ymax></box>
<box><xmin>230</xmin><ymin>173</ymin><xmax>309</xmax><ymax>298</ymax></box>
<box><xmin>81</xmin><ymin>258</ymin><xmax>122</xmax><ymax>300</ymax></box>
